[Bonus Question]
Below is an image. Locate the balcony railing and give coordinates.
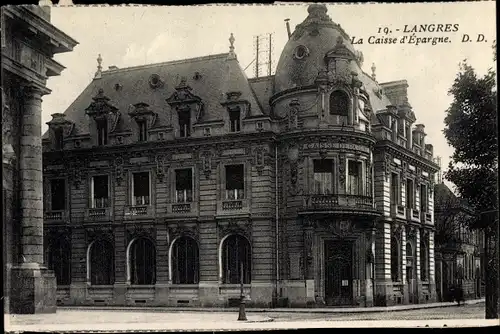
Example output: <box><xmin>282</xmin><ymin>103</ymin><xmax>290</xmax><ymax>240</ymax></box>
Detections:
<box><xmin>85</xmin><ymin>207</ymin><xmax>111</xmax><ymax>222</ymax></box>
<box><xmin>425</xmin><ymin>212</ymin><xmax>432</xmax><ymax>223</ymax></box>
<box><xmin>222</xmin><ymin>200</ymin><xmax>243</xmax><ymax>211</ymax></box>
<box><xmin>302</xmin><ymin>194</ymin><xmax>374</xmax><ymax>211</ymax></box>
<box><xmin>172</xmin><ymin>203</ymin><xmax>191</xmax><ymax>213</ymax></box>
<box><xmin>44</xmin><ymin>210</ymin><xmax>65</xmax><ymax>221</ymax></box>
<box><xmin>89</xmin><ymin>208</ymin><xmax>106</xmax><ymax>217</ymax></box>
<box><xmin>397</xmin><ymin>205</ymin><xmax>405</xmax><ymax>216</ymax></box>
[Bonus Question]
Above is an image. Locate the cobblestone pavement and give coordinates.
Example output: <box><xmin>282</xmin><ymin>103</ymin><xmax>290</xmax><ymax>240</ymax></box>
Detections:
<box><xmin>5</xmin><ymin>302</ymin><xmax>494</xmax><ymax>332</ymax></box>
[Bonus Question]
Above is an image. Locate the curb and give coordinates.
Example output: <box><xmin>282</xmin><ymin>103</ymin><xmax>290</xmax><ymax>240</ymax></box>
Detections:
<box><xmin>57</xmin><ymin>299</ymin><xmax>485</xmax><ymax>314</ymax></box>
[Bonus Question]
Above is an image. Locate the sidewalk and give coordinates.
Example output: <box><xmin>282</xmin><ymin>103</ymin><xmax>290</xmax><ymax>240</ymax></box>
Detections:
<box><xmin>59</xmin><ymin>298</ymin><xmax>485</xmax><ymax>314</ymax></box>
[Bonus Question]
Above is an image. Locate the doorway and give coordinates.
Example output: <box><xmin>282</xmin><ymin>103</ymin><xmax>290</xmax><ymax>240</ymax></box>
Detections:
<box><xmin>324</xmin><ymin>240</ymin><xmax>353</xmax><ymax>306</ymax></box>
<box><xmin>406</xmin><ymin>242</ymin><xmax>418</xmax><ymax>304</ymax></box>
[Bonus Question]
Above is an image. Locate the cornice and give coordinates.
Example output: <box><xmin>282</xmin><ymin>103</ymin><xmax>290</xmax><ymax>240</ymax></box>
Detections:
<box><xmin>375</xmin><ymin>139</ymin><xmax>439</xmax><ymax>172</ymax></box>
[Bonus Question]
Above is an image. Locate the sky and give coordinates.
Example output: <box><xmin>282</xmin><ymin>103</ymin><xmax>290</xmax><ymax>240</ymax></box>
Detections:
<box><xmin>42</xmin><ymin>2</ymin><xmax>496</xmax><ymax>190</ymax></box>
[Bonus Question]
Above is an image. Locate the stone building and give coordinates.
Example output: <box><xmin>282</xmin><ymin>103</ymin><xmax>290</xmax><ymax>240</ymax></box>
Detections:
<box><xmin>2</xmin><ymin>2</ymin><xmax>78</xmax><ymax>313</ymax></box>
<box><xmin>41</xmin><ymin>4</ymin><xmax>439</xmax><ymax>308</ymax></box>
<box><xmin>434</xmin><ymin>183</ymin><xmax>484</xmax><ymax>302</ymax></box>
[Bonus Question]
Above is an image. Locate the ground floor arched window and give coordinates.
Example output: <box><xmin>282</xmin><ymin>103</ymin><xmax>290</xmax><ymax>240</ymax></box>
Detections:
<box><xmin>47</xmin><ymin>238</ymin><xmax>71</xmax><ymax>285</ymax></box>
<box><xmin>90</xmin><ymin>239</ymin><xmax>115</xmax><ymax>285</ymax></box>
<box><xmin>222</xmin><ymin>234</ymin><xmax>251</xmax><ymax>284</ymax></box>
<box><xmin>130</xmin><ymin>237</ymin><xmax>156</xmax><ymax>285</ymax></box>
<box><xmin>172</xmin><ymin>236</ymin><xmax>199</xmax><ymax>284</ymax></box>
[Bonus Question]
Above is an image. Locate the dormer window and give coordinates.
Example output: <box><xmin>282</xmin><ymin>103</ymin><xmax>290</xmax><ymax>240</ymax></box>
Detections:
<box><xmin>329</xmin><ymin>91</ymin><xmax>349</xmax><ymax>116</ymax></box>
<box><xmin>137</xmin><ymin>120</ymin><xmax>147</xmax><ymax>142</ymax></box>
<box><xmin>179</xmin><ymin>112</ymin><xmax>191</xmax><ymax>138</ymax></box>
<box><xmin>229</xmin><ymin>108</ymin><xmax>241</xmax><ymax>133</ymax></box>
<box><xmin>54</xmin><ymin>128</ymin><xmax>64</xmax><ymax>150</ymax></box>
<box><xmin>96</xmin><ymin>119</ymin><xmax>108</xmax><ymax>146</ymax></box>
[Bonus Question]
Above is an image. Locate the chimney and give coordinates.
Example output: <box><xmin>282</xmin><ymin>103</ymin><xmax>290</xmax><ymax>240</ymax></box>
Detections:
<box><xmin>108</xmin><ymin>65</ymin><xmax>119</xmax><ymax>71</ymax></box>
<box><xmin>285</xmin><ymin>19</ymin><xmax>292</xmax><ymax>39</ymax></box>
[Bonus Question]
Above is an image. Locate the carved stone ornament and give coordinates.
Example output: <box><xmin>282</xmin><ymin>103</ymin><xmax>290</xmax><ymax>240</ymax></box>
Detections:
<box><xmin>406</xmin><ymin>225</ymin><xmax>417</xmax><ymax>239</ymax></box>
<box><xmin>338</xmin><ymin>155</ymin><xmax>346</xmax><ymax>187</ymax></box>
<box><xmin>86</xmin><ymin>226</ymin><xmax>113</xmax><ymax>244</ymax></box>
<box><xmin>46</xmin><ymin>113</ymin><xmax>75</xmax><ymax>137</ymax></box>
<box><xmin>128</xmin><ymin>102</ymin><xmax>158</xmax><ymax>128</ymax></box>
<box><xmin>85</xmin><ymin>88</ymin><xmax>119</xmax><ymax>118</ymax></box>
<box><xmin>200</xmin><ymin>151</ymin><xmax>213</xmax><ymax>180</ymax></box>
<box><xmin>392</xmin><ymin>223</ymin><xmax>403</xmax><ymax>239</ymax></box>
<box><xmin>114</xmin><ymin>157</ymin><xmax>125</xmax><ymax>186</ymax></box>
<box><xmin>126</xmin><ymin>225</ymin><xmax>156</xmax><ymax>243</ymax></box>
<box><xmin>384</xmin><ymin>154</ymin><xmax>392</xmax><ymax>180</ymax></box>
<box><xmin>253</xmin><ymin>147</ymin><xmax>266</xmax><ymax>176</ymax></box>
<box><xmin>70</xmin><ymin>158</ymin><xmax>86</xmax><ymax>189</ymax></box>
<box><xmin>169</xmin><ymin>223</ymin><xmax>199</xmax><ymax>242</ymax></box>
<box><xmin>218</xmin><ymin>219</ymin><xmax>251</xmax><ymax>241</ymax></box>
<box><xmin>155</xmin><ymin>154</ymin><xmax>166</xmax><ymax>182</ymax></box>
<box><xmin>166</xmin><ymin>77</ymin><xmax>201</xmax><ymax>106</ymax></box>
<box><xmin>288</xmin><ymin>161</ymin><xmax>299</xmax><ymax>196</ymax></box>
<box><xmin>328</xmin><ymin>220</ymin><xmax>353</xmax><ymax>238</ymax></box>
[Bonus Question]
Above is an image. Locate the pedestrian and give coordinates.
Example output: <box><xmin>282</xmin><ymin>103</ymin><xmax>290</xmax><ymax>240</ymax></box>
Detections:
<box><xmin>453</xmin><ymin>285</ymin><xmax>465</xmax><ymax>306</ymax></box>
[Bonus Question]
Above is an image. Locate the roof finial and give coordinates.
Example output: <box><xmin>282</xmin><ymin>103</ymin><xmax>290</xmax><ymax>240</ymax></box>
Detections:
<box><xmin>227</xmin><ymin>33</ymin><xmax>237</xmax><ymax>60</ymax></box>
<box><xmin>371</xmin><ymin>62</ymin><xmax>376</xmax><ymax>81</ymax></box>
<box><xmin>95</xmin><ymin>54</ymin><xmax>103</xmax><ymax>79</ymax></box>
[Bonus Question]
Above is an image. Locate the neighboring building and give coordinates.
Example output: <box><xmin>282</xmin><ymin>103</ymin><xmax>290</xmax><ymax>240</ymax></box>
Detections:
<box><xmin>41</xmin><ymin>4</ymin><xmax>439</xmax><ymax>308</ymax></box>
<box><xmin>434</xmin><ymin>183</ymin><xmax>484</xmax><ymax>302</ymax></box>
<box><xmin>2</xmin><ymin>2</ymin><xmax>78</xmax><ymax>313</ymax></box>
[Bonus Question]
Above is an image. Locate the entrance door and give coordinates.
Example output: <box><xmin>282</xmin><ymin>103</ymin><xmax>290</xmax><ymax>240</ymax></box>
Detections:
<box><xmin>324</xmin><ymin>240</ymin><xmax>353</xmax><ymax>306</ymax></box>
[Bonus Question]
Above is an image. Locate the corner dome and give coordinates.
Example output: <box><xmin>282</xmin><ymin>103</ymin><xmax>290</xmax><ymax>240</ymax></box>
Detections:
<box><xmin>274</xmin><ymin>4</ymin><xmax>362</xmax><ymax>94</ymax></box>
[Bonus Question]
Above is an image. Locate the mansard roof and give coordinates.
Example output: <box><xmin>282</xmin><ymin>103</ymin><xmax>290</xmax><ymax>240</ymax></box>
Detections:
<box><xmin>43</xmin><ymin>52</ymin><xmax>264</xmax><ymax>138</ymax></box>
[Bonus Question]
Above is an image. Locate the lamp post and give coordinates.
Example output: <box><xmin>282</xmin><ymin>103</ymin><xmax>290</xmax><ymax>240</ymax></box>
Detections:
<box><xmin>238</xmin><ymin>262</ymin><xmax>247</xmax><ymax>321</ymax></box>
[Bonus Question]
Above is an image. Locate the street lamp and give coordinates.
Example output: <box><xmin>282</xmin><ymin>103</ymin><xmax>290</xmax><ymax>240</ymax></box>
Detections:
<box><xmin>238</xmin><ymin>262</ymin><xmax>247</xmax><ymax>321</ymax></box>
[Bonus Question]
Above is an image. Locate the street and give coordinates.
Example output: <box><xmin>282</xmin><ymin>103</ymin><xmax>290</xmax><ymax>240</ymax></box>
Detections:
<box><xmin>5</xmin><ymin>302</ymin><xmax>495</xmax><ymax>331</ymax></box>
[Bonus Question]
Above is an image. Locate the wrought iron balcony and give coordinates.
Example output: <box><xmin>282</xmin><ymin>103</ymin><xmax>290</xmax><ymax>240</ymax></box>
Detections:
<box><xmin>302</xmin><ymin>194</ymin><xmax>375</xmax><ymax>212</ymax></box>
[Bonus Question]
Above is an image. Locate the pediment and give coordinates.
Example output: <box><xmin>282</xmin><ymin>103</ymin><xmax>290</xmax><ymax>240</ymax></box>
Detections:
<box><xmin>85</xmin><ymin>88</ymin><xmax>119</xmax><ymax>117</ymax></box>
<box><xmin>166</xmin><ymin>77</ymin><xmax>202</xmax><ymax>106</ymax></box>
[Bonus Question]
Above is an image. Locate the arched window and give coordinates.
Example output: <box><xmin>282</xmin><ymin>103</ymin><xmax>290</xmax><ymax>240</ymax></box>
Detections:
<box><xmin>222</xmin><ymin>234</ymin><xmax>251</xmax><ymax>284</ymax></box>
<box><xmin>47</xmin><ymin>238</ymin><xmax>71</xmax><ymax>285</ymax></box>
<box><xmin>130</xmin><ymin>238</ymin><xmax>156</xmax><ymax>285</ymax></box>
<box><xmin>172</xmin><ymin>236</ymin><xmax>199</xmax><ymax>284</ymax></box>
<box><xmin>420</xmin><ymin>237</ymin><xmax>429</xmax><ymax>281</ymax></box>
<box><xmin>90</xmin><ymin>239</ymin><xmax>115</xmax><ymax>285</ymax></box>
<box><xmin>329</xmin><ymin>90</ymin><xmax>349</xmax><ymax>116</ymax></box>
<box><xmin>391</xmin><ymin>236</ymin><xmax>400</xmax><ymax>282</ymax></box>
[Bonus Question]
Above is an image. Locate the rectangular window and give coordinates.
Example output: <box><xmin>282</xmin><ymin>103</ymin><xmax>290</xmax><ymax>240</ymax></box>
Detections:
<box><xmin>54</xmin><ymin>128</ymin><xmax>64</xmax><ymax>150</ymax></box>
<box><xmin>175</xmin><ymin>169</ymin><xmax>193</xmax><ymax>203</ymax></box>
<box><xmin>225</xmin><ymin>164</ymin><xmax>245</xmax><ymax>200</ymax></box>
<box><xmin>229</xmin><ymin>108</ymin><xmax>241</xmax><ymax>133</ymax></box>
<box><xmin>420</xmin><ymin>184</ymin><xmax>427</xmax><ymax>212</ymax></box>
<box><xmin>132</xmin><ymin>172</ymin><xmax>150</xmax><ymax>205</ymax></box>
<box><xmin>313</xmin><ymin>160</ymin><xmax>333</xmax><ymax>195</ymax></box>
<box><xmin>347</xmin><ymin>160</ymin><xmax>363</xmax><ymax>195</ymax></box>
<box><xmin>96</xmin><ymin>119</ymin><xmax>108</xmax><ymax>146</ymax></box>
<box><xmin>92</xmin><ymin>175</ymin><xmax>109</xmax><ymax>208</ymax></box>
<box><xmin>138</xmin><ymin>120</ymin><xmax>147</xmax><ymax>142</ymax></box>
<box><xmin>406</xmin><ymin>178</ymin><xmax>414</xmax><ymax>209</ymax></box>
<box><xmin>179</xmin><ymin>112</ymin><xmax>191</xmax><ymax>138</ymax></box>
<box><xmin>50</xmin><ymin>179</ymin><xmax>66</xmax><ymax>210</ymax></box>
<box><xmin>390</xmin><ymin>172</ymin><xmax>399</xmax><ymax>205</ymax></box>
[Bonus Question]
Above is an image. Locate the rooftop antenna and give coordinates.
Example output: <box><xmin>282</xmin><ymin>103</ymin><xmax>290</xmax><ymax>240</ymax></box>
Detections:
<box><xmin>285</xmin><ymin>19</ymin><xmax>292</xmax><ymax>39</ymax></box>
<box><xmin>436</xmin><ymin>156</ymin><xmax>443</xmax><ymax>183</ymax></box>
<box><xmin>253</xmin><ymin>33</ymin><xmax>274</xmax><ymax>78</ymax></box>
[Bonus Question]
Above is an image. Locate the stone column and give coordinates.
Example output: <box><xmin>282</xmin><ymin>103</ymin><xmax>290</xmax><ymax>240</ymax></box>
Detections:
<box><xmin>364</xmin><ymin>227</ymin><xmax>376</xmax><ymax>307</ymax></box>
<box><xmin>19</xmin><ymin>85</ymin><xmax>44</xmax><ymax>265</ymax></box>
<box><xmin>10</xmin><ymin>85</ymin><xmax>57</xmax><ymax>314</ymax></box>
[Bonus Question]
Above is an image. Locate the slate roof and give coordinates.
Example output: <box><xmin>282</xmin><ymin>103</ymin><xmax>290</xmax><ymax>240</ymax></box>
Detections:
<box><xmin>43</xmin><ymin>52</ymin><xmax>264</xmax><ymax>138</ymax></box>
